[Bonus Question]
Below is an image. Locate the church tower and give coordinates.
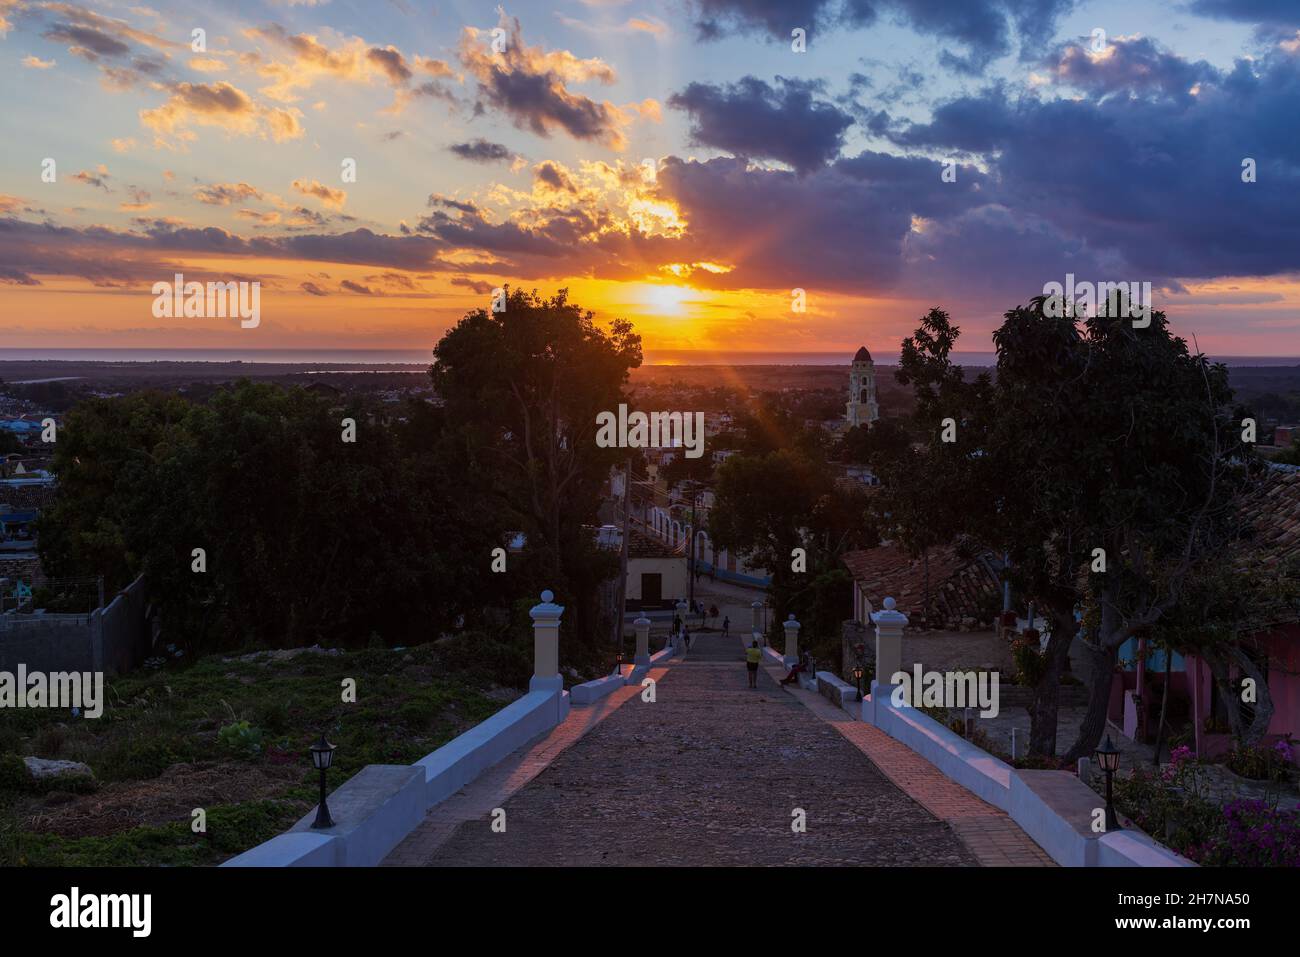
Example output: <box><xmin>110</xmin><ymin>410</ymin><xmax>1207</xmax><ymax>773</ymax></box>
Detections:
<box><xmin>846</xmin><ymin>346</ymin><xmax>879</xmax><ymax>427</ymax></box>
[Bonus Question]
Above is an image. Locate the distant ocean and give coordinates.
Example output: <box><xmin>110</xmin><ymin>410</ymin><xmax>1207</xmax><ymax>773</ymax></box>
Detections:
<box><xmin>2</xmin><ymin>348</ymin><xmax>1298</xmax><ymax>368</ymax></box>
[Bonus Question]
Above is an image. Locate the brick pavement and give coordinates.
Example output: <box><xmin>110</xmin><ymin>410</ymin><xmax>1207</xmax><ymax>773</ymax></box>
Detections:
<box><xmin>407</xmin><ymin>631</ymin><xmax>983</xmax><ymax>866</ymax></box>
<box><xmin>762</xmin><ymin>655</ymin><xmax>1053</xmax><ymax>866</ymax></box>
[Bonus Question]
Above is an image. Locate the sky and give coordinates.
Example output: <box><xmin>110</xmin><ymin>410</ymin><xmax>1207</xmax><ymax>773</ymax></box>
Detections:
<box><xmin>1</xmin><ymin>0</ymin><xmax>1299</xmax><ymax>358</ymax></box>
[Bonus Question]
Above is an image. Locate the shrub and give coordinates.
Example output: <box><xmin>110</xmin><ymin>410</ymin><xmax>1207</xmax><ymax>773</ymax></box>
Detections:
<box><xmin>1225</xmin><ymin>742</ymin><xmax>1288</xmax><ymax>782</ymax></box>
<box><xmin>217</xmin><ymin>721</ymin><xmax>264</xmax><ymax>757</ymax></box>
<box><xmin>1196</xmin><ymin>800</ymin><xmax>1300</xmax><ymax>867</ymax></box>
<box><xmin>1010</xmin><ymin>635</ymin><xmax>1045</xmax><ymax>687</ymax></box>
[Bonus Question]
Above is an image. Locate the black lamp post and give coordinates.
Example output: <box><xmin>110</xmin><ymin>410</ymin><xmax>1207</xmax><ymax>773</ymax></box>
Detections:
<box><xmin>1095</xmin><ymin>734</ymin><xmax>1122</xmax><ymax>832</ymax></box>
<box><xmin>853</xmin><ymin>665</ymin><xmax>864</xmax><ymax>701</ymax></box>
<box><xmin>310</xmin><ymin>733</ymin><xmax>337</xmax><ymax>829</ymax></box>
<box><xmin>615</xmin><ymin>651</ymin><xmax>623</xmax><ymax>676</ymax></box>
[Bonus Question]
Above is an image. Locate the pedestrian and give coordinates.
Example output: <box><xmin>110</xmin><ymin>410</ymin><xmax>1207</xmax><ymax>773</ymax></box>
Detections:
<box><xmin>709</xmin><ymin>603</ymin><xmax>719</xmax><ymax>626</ymax></box>
<box><xmin>745</xmin><ymin>639</ymin><xmax>760</xmax><ymax>688</ymax></box>
<box><xmin>683</xmin><ymin>626</ymin><xmax>691</xmax><ymax>651</ymax></box>
<box><xmin>722</xmin><ymin>615</ymin><xmax>730</xmax><ymax>637</ymax></box>
<box><xmin>672</xmin><ymin>614</ymin><xmax>681</xmax><ymax>637</ymax></box>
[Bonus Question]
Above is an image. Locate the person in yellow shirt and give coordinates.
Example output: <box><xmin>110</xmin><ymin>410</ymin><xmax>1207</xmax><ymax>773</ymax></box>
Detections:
<box><xmin>745</xmin><ymin>640</ymin><xmax>761</xmax><ymax>688</ymax></box>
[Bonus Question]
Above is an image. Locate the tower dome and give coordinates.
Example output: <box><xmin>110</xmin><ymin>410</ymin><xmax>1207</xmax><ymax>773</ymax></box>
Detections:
<box><xmin>853</xmin><ymin>346</ymin><xmax>873</xmax><ymax>363</ymax></box>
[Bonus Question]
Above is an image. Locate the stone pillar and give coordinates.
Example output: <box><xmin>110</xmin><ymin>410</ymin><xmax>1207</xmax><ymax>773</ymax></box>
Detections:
<box><xmin>529</xmin><ymin>589</ymin><xmax>564</xmax><ymax>694</ymax></box>
<box><xmin>674</xmin><ymin>599</ymin><xmax>688</xmax><ymax>654</ymax></box>
<box><xmin>751</xmin><ymin>601</ymin><xmax>763</xmax><ymax>641</ymax></box>
<box><xmin>634</xmin><ymin>616</ymin><xmax>651</xmax><ymax>667</ymax></box>
<box><xmin>782</xmin><ymin>614</ymin><xmax>800</xmax><ymax>668</ymax></box>
<box><xmin>870</xmin><ymin>596</ymin><xmax>907</xmax><ymax>702</ymax></box>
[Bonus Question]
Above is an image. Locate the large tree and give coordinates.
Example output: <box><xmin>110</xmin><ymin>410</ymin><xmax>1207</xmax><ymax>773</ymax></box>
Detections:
<box><xmin>430</xmin><ymin>287</ymin><xmax>641</xmax><ymax>651</ymax></box>
<box><xmin>886</xmin><ymin>298</ymin><xmax>1252</xmax><ymax>759</ymax></box>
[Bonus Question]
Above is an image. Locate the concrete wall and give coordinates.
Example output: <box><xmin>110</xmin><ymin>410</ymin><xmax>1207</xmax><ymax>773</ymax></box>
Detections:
<box><xmin>0</xmin><ymin>575</ymin><xmax>149</xmax><ymax>676</ymax></box>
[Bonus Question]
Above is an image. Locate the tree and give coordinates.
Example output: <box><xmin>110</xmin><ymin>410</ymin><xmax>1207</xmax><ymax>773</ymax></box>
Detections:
<box><xmin>431</xmin><ymin>287</ymin><xmax>641</xmax><ymax>653</ymax></box>
<box><xmin>885</xmin><ymin>298</ymin><xmax>1252</xmax><ymax>759</ymax></box>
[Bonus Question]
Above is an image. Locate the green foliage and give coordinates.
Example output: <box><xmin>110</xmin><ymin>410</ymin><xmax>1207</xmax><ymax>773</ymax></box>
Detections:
<box><xmin>1225</xmin><ymin>742</ymin><xmax>1289</xmax><ymax>781</ymax></box>
<box><xmin>38</xmin><ymin>381</ymin><xmax>505</xmax><ymax>654</ymax></box>
<box><xmin>217</xmin><ymin>721</ymin><xmax>264</xmax><ymax>757</ymax></box>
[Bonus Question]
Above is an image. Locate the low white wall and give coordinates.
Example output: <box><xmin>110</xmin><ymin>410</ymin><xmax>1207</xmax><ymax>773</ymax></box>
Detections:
<box><xmin>416</xmin><ymin>688</ymin><xmax>568</xmax><ymax>807</ymax></box>
<box><xmin>858</xmin><ymin>688</ymin><xmax>1195</xmax><ymax>867</ymax></box>
<box><xmin>224</xmin><ymin>831</ymin><xmax>338</xmax><ymax>867</ymax></box>
<box><xmin>874</xmin><ymin>696</ymin><xmax>1013</xmax><ymax>811</ymax></box>
<box><xmin>571</xmin><ymin>671</ymin><xmax>627</xmax><ymax>705</ymax></box>
<box><xmin>815</xmin><ymin>672</ymin><xmax>858</xmax><ymax>713</ymax></box>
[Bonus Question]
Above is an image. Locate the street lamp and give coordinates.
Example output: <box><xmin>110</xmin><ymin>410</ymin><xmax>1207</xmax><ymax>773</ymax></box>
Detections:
<box><xmin>1095</xmin><ymin>734</ymin><xmax>1122</xmax><ymax>832</ymax></box>
<box><xmin>615</xmin><ymin>651</ymin><xmax>623</xmax><ymax>676</ymax></box>
<box><xmin>852</xmin><ymin>665</ymin><xmax>864</xmax><ymax>701</ymax></box>
<box><xmin>309</xmin><ymin>733</ymin><xmax>337</xmax><ymax>829</ymax></box>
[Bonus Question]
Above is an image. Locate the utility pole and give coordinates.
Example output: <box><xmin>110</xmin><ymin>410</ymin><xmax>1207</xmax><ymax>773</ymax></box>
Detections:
<box><xmin>612</xmin><ymin>458</ymin><xmax>632</xmax><ymax>668</ymax></box>
<box><xmin>687</xmin><ymin>482</ymin><xmax>698</xmax><ymax>622</ymax></box>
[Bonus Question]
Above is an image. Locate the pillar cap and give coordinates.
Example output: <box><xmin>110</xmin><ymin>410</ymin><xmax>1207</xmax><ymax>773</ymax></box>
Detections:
<box><xmin>783</xmin><ymin>614</ymin><xmax>800</xmax><ymax>631</ymax></box>
<box><xmin>634</xmin><ymin>616</ymin><xmax>651</xmax><ymax>628</ymax></box>
<box><xmin>530</xmin><ymin>589</ymin><xmax>564</xmax><ymax>621</ymax></box>
<box><xmin>871</xmin><ymin>595</ymin><xmax>908</xmax><ymax>626</ymax></box>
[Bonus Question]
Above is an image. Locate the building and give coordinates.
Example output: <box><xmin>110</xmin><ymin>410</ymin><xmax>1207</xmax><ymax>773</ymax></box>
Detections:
<box><xmin>845</xmin><ymin>346</ymin><xmax>880</xmax><ymax>428</ymax></box>
<box><xmin>842</xmin><ymin>544</ymin><xmax>1003</xmax><ymax>632</ymax></box>
<box><xmin>625</xmin><ymin>528</ymin><xmax>688</xmax><ymax>610</ymax></box>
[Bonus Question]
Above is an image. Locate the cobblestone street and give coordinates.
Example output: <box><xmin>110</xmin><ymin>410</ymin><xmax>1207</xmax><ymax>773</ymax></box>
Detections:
<box><xmin>420</xmin><ymin>631</ymin><xmax>985</xmax><ymax>866</ymax></box>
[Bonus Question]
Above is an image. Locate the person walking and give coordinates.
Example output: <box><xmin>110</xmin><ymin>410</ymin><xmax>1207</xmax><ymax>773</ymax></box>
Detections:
<box><xmin>745</xmin><ymin>640</ymin><xmax>761</xmax><ymax>688</ymax></box>
<box><xmin>682</xmin><ymin>626</ymin><xmax>691</xmax><ymax>651</ymax></box>
<box><xmin>709</xmin><ymin>604</ymin><xmax>720</xmax><ymax>627</ymax></box>
<box><xmin>722</xmin><ymin>615</ymin><xmax>730</xmax><ymax>638</ymax></box>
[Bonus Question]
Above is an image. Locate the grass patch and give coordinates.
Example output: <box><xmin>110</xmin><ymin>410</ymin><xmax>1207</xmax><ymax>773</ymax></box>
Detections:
<box><xmin>0</xmin><ymin>641</ymin><xmax>510</xmax><ymax>866</ymax></box>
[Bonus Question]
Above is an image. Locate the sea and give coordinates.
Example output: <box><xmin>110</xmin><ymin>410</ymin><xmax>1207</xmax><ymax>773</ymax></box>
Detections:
<box><xmin>1</xmin><ymin>348</ymin><xmax>1298</xmax><ymax>368</ymax></box>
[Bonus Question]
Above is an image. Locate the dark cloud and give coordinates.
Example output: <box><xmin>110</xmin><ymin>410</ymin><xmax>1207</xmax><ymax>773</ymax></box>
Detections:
<box><xmin>668</xmin><ymin>76</ymin><xmax>853</xmax><ymax>173</ymax></box>
<box><xmin>690</xmin><ymin>1</ymin><xmax>1077</xmax><ymax>73</ymax></box>
<box><xmin>300</xmin><ymin>281</ymin><xmax>329</xmax><ymax>296</ymax></box>
<box><xmin>534</xmin><ymin>160</ymin><xmax>577</xmax><ymax>192</ymax></box>
<box><xmin>366</xmin><ymin>45</ymin><xmax>412</xmax><ymax>85</ymax></box>
<box><xmin>448</xmin><ymin>139</ymin><xmax>514</xmax><ymax>163</ymax></box>
<box><xmin>458</xmin><ymin>16</ymin><xmax>629</xmax><ymax>148</ymax></box>
<box><xmin>882</xmin><ymin>47</ymin><xmax>1300</xmax><ymax>284</ymax></box>
<box><xmin>340</xmin><ymin>280</ymin><xmax>376</xmax><ymax>295</ymax></box>
<box><xmin>43</xmin><ymin>23</ymin><xmax>131</xmax><ymax>59</ymax></box>
<box><xmin>450</xmin><ymin>276</ymin><xmax>494</xmax><ymax>294</ymax></box>
<box><xmin>1187</xmin><ymin>0</ymin><xmax>1300</xmax><ymax>28</ymax></box>
<box><xmin>1045</xmin><ymin>36</ymin><xmax>1218</xmax><ymax>99</ymax></box>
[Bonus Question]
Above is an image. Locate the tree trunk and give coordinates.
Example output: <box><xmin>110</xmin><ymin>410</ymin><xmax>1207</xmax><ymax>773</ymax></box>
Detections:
<box><xmin>1063</xmin><ymin>639</ymin><xmax>1116</xmax><ymax>763</ymax></box>
<box><xmin>1152</xmin><ymin>651</ymin><xmax>1172</xmax><ymax>767</ymax></box>
<box><xmin>1227</xmin><ymin>644</ymin><xmax>1275</xmax><ymax>746</ymax></box>
<box><xmin>1028</xmin><ymin>614</ymin><xmax>1074</xmax><ymax>757</ymax></box>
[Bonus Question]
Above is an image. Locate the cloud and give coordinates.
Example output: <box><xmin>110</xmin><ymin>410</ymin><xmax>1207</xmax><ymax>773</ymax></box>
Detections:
<box><xmin>291</xmin><ymin>178</ymin><xmax>348</xmax><ymax>209</ymax></box>
<box><xmin>140</xmin><ymin>81</ymin><xmax>305</xmax><ymax>148</ymax></box>
<box><xmin>1043</xmin><ymin>35</ymin><xmax>1217</xmax><ymax>99</ymax></box>
<box><xmin>23</xmin><ymin>55</ymin><xmax>56</xmax><ymax>69</ymax></box>
<box><xmin>688</xmin><ymin>0</ymin><xmax>1077</xmax><ymax>73</ymax></box>
<box><xmin>458</xmin><ymin>13</ymin><xmax>635</xmax><ymax>149</ymax></box>
<box><xmin>534</xmin><ymin>160</ymin><xmax>577</xmax><ymax>192</ymax></box>
<box><xmin>300</xmin><ymin>280</ymin><xmax>329</xmax><ymax>295</ymax></box>
<box><xmin>119</xmin><ymin>187</ymin><xmax>153</xmax><ymax>211</ymax></box>
<box><xmin>448</xmin><ymin>138</ymin><xmax>515</xmax><ymax>163</ymax></box>
<box><xmin>71</xmin><ymin>166</ymin><xmax>112</xmax><ymax>190</ymax></box>
<box><xmin>668</xmin><ymin>76</ymin><xmax>853</xmax><ymax>173</ymax></box>
<box><xmin>450</xmin><ymin>276</ymin><xmax>494</xmax><ymax>294</ymax></box>
<box><xmin>340</xmin><ymin>279</ymin><xmax>376</xmax><ymax>294</ymax></box>
<box><xmin>194</xmin><ymin>182</ymin><xmax>265</xmax><ymax>205</ymax></box>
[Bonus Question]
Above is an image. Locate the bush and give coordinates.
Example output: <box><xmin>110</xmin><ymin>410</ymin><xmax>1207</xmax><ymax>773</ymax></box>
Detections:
<box><xmin>217</xmin><ymin>721</ymin><xmax>264</xmax><ymax>757</ymax></box>
<box><xmin>1198</xmin><ymin>800</ymin><xmax>1300</xmax><ymax>867</ymax></box>
<box><xmin>1225</xmin><ymin>742</ymin><xmax>1289</xmax><ymax>782</ymax></box>
<box><xmin>1010</xmin><ymin>635</ymin><xmax>1045</xmax><ymax>687</ymax></box>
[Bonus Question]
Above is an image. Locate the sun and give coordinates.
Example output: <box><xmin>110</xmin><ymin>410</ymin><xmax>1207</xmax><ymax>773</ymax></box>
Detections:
<box><xmin>637</xmin><ymin>283</ymin><xmax>693</xmax><ymax>317</ymax></box>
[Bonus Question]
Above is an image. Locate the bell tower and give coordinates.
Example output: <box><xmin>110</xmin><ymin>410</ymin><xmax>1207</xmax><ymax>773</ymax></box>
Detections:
<box><xmin>846</xmin><ymin>346</ymin><xmax>879</xmax><ymax>427</ymax></box>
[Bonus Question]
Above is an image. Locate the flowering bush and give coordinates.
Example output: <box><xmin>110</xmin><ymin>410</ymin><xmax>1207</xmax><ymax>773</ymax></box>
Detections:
<box><xmin>1226</xmin><ymin>741</ymin><xmax>1290</xmax><ymax>782</ymax></box>
<box><xmin>1194</xmin><ymin>800</ymin><xmax>1300</xmax><ymax>867</ymax></box>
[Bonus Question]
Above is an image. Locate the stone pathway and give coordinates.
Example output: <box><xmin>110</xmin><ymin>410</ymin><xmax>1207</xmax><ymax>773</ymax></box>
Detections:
<box><xmin>384</xmin><ymin>629</ymin><xmax>1058</xmax><ymax>866</ymax></box>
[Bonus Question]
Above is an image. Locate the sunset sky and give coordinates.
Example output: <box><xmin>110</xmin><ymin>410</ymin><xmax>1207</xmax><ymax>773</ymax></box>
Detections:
<box><xmin>2</xmin><ymin>0</ymin><xmax>1299</xmax><ymax>358</ymax></box>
